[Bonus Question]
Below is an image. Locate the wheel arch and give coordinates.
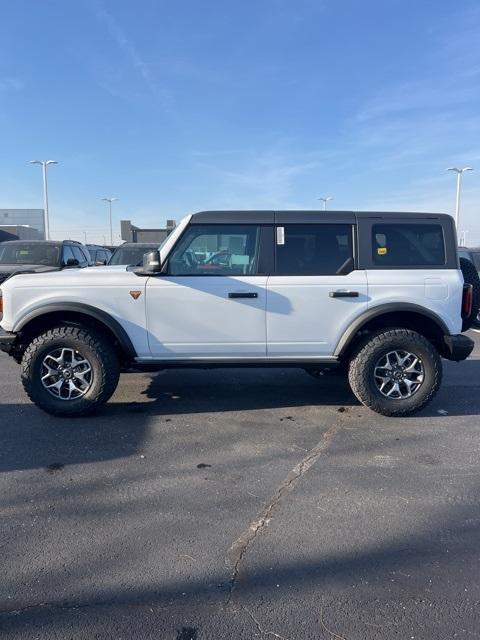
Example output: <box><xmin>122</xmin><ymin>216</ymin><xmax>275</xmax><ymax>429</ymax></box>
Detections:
<box><xmin>14</xmin><ymin>303</ymin><xmax>137</xmax><ymax>363</ymax></box>
<box><xmin>335</xmin><ymin>304</ymin><xmax>449</xmax><ymax>360</ymax></box>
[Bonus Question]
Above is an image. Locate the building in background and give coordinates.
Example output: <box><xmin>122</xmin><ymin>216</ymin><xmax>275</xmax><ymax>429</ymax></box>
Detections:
<box><xmin>0</xmin><ymin>209</ymin><xmax>45</xmax><ymax>240</ymax></box>
<box><xmin>0</xmin><ymin>225</ymin><xmax>43</xmax><ymax>241</ymax></box>
<box><xmin>120</xmin><ymin>219</ymin><xmax>176</xmax><ymax>244</ymax></box>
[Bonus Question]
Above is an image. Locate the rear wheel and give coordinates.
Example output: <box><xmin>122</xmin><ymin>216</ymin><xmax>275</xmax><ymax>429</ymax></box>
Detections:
<box><xmin>348</xmin><ymin>329</ymin><xmax>442</xmax><ymax>417</ymax></box>
<box><xmin>21</xmin><ymin>326</ymin><xmax>120</xmax><ymax>416</ymax></box>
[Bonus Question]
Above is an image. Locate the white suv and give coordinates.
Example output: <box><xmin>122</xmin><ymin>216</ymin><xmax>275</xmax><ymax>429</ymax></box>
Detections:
<box><xmin>0</xmin><ymin>211</ymin><xmax>475</xmax><ymax>417</ymax></box>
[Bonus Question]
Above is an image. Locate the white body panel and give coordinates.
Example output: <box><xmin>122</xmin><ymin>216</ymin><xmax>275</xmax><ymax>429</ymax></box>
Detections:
<box><xmin>0</xmin><ymin>267</ymin><xmax>151</xmax><ymax>357</ymax></box>
<box><xmin>266</xmin><ymin>271</ymin><xmax>369</xmax><ymax>357</ymax></box>
<box><xmin>145</xmin><ymin>276</ymin><xmax>267</xmax><ymax>358</ymax></box>
<box><xmin>365</xmin><ymin>269</ymin><xmax>463</xmax><ymax>335</ymax></box>
<box><xmin>0</xmin><ymin>250</ymin><xmax>464</xmax><ymax>362</ymax></box>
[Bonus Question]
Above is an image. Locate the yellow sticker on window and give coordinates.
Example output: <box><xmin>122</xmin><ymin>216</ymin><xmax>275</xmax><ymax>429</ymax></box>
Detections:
<box><xmin>377</xmin><ymin>247</ymin><xmax>387</xmax><ymax>255</ymax></box>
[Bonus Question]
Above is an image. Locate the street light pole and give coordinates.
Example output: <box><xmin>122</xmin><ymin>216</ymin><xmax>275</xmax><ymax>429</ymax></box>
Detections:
<box><xmin>101</xmin><ymin>197</ymin><xmax>118</xmax><ymax>245</ymax></box>
<box><xmin>318</xmin><ymin>196</ymin><xmax>333</xmax><ymax>211</ymax></box>
<box><xmin>447</xmin><ymin>167</ymin><xmax>473</xmax><ymax>230</ymax></box>
<box><xmin>29</xmin><ymin>160</ymin><xmax>58</xmax><ymax>240</ymax></box>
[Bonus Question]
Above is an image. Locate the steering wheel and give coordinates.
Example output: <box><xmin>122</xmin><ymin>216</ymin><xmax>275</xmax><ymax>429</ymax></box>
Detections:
<box><xmin>184</xmin><ymin>249</ymin><xmax>198</xmax><ymax>269</ymax></box>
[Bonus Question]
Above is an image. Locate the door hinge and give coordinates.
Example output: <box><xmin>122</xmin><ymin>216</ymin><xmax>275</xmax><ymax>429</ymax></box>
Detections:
<box><xmin>276</xmin><ymin>226</ymin><xmax>285</xmax><ymax>245</ymax></box>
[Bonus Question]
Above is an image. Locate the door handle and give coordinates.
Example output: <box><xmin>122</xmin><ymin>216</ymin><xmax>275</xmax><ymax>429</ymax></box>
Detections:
<box><xmin>329</xmin><ymin>290</ymin><xmax>359</xmax><ymax>298</ymax></box>
<box><xmin>228</xmin><ymin>292</ymin><xmax>258</xmax><ymax>299</ymax></box>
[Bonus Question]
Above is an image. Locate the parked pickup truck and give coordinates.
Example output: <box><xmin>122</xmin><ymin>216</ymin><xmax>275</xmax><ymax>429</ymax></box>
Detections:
<box><xmin>0</xmin><ymin>210</ymin><xmax>476</xmax><ymax>417</ymax></box>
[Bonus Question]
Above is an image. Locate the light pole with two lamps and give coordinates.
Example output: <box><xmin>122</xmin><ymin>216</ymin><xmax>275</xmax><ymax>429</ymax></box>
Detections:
<box><xmin>446</xmin><ymin>167</ymin><xmax>473</xmax><ymax>233</ymax></box>
<box><xmin>101</xmin><ymin>197</ymin><xmax>118</xmax><ymax>246</ymax></box>
<box><xmin>318</xmin><ymin>196</ymin><xmax>333</xmax><ymax>211</ymax></box>
<box><xmin>29</xmin><ymin>160</ymin><xmax>58</xmax><ymax>240</ymax></box>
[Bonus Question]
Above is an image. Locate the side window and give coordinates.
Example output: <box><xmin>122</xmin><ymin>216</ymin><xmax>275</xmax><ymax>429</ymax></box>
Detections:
<box><xmin>71</xmin><ymin>245</ymin><xmax>86</xmax><ymax>265</ymax></box>
<box><xmin>472</xmin><ymin>253</ymin><xmax>480</xmax><ymax>272</ymax></box>
<box><xmin>81</xmin><ymin>247</ymin><xmax>92</xmax><ymax>264</ymax></box>
<box><xmin>275</xmin><ymin>224</ymin><xmax>353</xmax><ymax>275</ymax></box>
<box><xmin>372</xmin><ymin>224</ymin><xmax>445</xmax><ymax>266</ymax></box>
<box><xmin>62</xmin><ymin>245</ymin><xmax>75</xmax><ymax>265</ymax></box>
<box><xmin>168</xmin><ymin>224</ymin><xmax>261</xmax><ymax>276</ymax></box>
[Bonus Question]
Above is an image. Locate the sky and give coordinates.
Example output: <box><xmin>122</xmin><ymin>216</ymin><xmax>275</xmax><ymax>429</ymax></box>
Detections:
<box><xmin>1</xmin><ymin>0</ymin><xmax>480</xmax><ymax>245</ymax></box>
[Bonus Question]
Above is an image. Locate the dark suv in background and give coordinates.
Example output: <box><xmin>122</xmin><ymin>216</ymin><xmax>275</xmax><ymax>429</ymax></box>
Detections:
<box><xmin>0</xmin><ymin>240</ymin><xmax>91</xmax><ymax>285</ymax></box>
<box><xmin>86</xmin><ymin>244</ymin><xmax>112</xmax><ymax>265</ymax></box>
<box><xmin>108</xmin><ymin>242</ymin><xmax>159</xmax><ymax>266</ymax></box>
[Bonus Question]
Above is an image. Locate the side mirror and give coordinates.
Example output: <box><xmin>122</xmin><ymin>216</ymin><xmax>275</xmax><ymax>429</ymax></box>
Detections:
<box><xmin>65</xmin><ymin>258</ymin><xmax>80</xmax><ymax>267</ymax></box>
<box><xmin>143</xmin><ymin>250</ymin><xmax>162</xmax><ymax>273</ymax></box>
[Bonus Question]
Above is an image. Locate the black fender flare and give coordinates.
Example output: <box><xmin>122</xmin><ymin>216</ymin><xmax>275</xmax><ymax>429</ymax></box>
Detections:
<box><xmin>14</xmin><ymin>302</ymin><xmax>137</xmax><ymax>359</ymax></box>
<box><xmin>333</xmin><ymin>303</ymin><xmax>450</xmax><ymax>358</ymax></box>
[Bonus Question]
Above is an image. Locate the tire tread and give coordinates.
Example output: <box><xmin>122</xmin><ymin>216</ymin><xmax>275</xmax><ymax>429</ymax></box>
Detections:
<box><xmin>21</xmin><ymin>326</ymin><xmax>119</xmax><ymax>416</ymax></box>
<box><xmin>348</xmin><ymin>328</ymin><xmax>442</xmax><ymax>417</ymax></box>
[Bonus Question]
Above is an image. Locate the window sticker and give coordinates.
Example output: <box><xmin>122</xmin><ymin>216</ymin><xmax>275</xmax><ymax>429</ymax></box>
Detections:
<box><xmin>377</xmin><ymin>247</ymin><xmax>387</xmax><ymax>255</ymax></box>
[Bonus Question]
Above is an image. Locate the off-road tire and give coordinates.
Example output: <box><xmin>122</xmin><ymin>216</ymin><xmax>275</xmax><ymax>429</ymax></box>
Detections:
<box><xmin>21</xmin><ymin>326</ymin><xmax>120</xmax><ymax>416</ymax></box>
<box><xmin>460</xmin><ymin>257</ymin><xmax>480</xmax><ymax>332</ymax></box>
<box><xmin>348</xmin><ymin>329</ymin><xmax>442</xmax><ymax>417</ymax></box>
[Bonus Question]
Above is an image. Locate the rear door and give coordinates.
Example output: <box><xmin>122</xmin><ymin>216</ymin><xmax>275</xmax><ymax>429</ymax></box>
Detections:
<box><xmin>266</xmin><ymin>217</ymin><xmax>368</xmax><ymax>357</ymax></box>
<box><xmin>146</xmin><ymin>222</ymin><xmax>271</xmax><ymax>358</ymax></box>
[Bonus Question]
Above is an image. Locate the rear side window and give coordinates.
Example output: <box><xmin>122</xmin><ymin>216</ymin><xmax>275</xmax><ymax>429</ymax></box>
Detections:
<box><xmin>372</xmin><ymin>224</ymin><xmax>445</xmax><ymax>266</ymax></box>
<box><xmin>275</xmin><ymin>224</ymin><xmax>353</xmax><ymax>275</ymax></box>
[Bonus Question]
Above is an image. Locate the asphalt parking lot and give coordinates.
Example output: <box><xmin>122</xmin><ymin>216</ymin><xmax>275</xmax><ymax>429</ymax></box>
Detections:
<box><xmin>1</xmin><ymin>334</ymin><xmax>480</xmax><ymax>639</ymax></box>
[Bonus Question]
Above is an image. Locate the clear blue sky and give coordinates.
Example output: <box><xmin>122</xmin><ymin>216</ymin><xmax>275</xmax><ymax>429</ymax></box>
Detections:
<box><xmin>1</xmin><ymin>0</ymin><xmax>480</xmax><ymax>244</ymax></box>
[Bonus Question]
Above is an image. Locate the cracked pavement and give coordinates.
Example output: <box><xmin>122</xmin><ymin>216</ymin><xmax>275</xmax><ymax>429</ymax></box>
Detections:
<box><xmin>1</xmin><ymin>334</ymin><xmax>480</xmax><ymax>638</ymax></box>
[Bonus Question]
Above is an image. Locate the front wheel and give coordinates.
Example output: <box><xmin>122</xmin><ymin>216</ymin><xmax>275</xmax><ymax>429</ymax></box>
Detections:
<box><xmin>21</xmin><ymin>326</ymin><xmax>120</xmax><ymax>416</ymax></box>
<box><xmin>348</xmin><ymin>329</ymin><xmax>442</xmax><ymax>417</ymax></box>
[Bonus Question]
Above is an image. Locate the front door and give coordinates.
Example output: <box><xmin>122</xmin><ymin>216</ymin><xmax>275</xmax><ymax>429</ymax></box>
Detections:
<box><xmin>266</xmin><ymin>222</ymin><xmax>368</xmax><ymax>357</ymax></box>
<box><xmin>146</xmin><ymin>223</ymin><xmax>268</xmax><ymax>358</ymax></box>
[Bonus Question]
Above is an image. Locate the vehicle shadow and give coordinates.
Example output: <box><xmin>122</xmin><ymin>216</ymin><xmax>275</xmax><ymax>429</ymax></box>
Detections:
<box><xmin>0</xmin><ymin>369</ymin><xmax>357</xmax><ymax>474</ymax></box>
<box><xmin>133</xmin><ymin>368</ymin><xmax>358</xmax><ymax>416</ymax></box>
<box><xmin>1</xmin><ymin>357</ymin><xmax>479</xmax><ymax>475</ymax></box>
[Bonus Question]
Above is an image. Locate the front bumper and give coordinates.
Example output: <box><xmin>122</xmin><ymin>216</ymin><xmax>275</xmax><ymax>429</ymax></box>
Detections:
<box><xmin>443</xmin><ymin>334</ymin><xmax>475</xmax><ymax>362</ymax></box>
<box><xmin>0</xmin><ymin>326</ymin><xmax>16</xmax><ymax>355</ymax></box>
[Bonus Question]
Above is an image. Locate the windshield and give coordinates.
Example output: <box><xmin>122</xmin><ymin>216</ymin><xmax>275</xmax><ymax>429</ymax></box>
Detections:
<box><xmin>108</xmin><ymin>246</ymin><xmax>158</xmax><ymax>266</ymax></box>
<box><xmin>0</xmin><ymin>243</ymin><xmax>61</xmax><ymax>266</ymax></box>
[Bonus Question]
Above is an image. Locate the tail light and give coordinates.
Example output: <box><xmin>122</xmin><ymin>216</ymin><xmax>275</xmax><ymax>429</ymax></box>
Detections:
<box><xmin>0</xmin><ymin>293</ymin><xmax>3</xmax><ymax>316</ymax></box>
<box><xmin>462</xmin><ymin>284</ymin><xmax>473</xmax><ymax>318</ymax></box>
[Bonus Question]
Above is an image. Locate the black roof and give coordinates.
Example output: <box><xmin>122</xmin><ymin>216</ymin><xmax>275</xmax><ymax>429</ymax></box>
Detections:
<box><xmin>0</xmin><ymin>239</ymin><xmax>63</xmax><ymax>245</ymax></box>
<box><xmin>0</xmin><ymin>239</ymin><xmax>84</xmax><ymax>245</ymax></box>
<box><xmin>190</xmin><ymin>210</ymin><xmax>453</xmax><ymax>224</ymax></box>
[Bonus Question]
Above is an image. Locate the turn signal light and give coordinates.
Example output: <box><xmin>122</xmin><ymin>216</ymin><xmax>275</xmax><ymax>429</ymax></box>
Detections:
<box><xmin>0</xmin><ymin>294</ymin><xmax>3</xmax><ymax>315</ymax></box>
<box><xmin>462</xmin><ymin>284</ymin><xmax>473</xmax><ymax>318</ymax></box>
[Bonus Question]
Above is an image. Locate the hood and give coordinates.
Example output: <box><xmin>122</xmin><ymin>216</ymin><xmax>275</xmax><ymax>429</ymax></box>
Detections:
<box><xmin>0</xmin><ymin>264</ymin><xmax>60</xmax><ymax>275</ymax></box>
<box><xmin>0</xmin><ymin>264</ymin><xmax>139</xmax><ymax>300</ymax></box>
<box><xmin>0</xmin><ymin>264</ymin><xmax>60</xmax><ymax>284</ymax></box>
